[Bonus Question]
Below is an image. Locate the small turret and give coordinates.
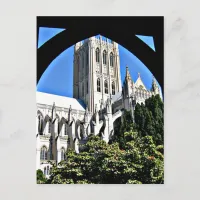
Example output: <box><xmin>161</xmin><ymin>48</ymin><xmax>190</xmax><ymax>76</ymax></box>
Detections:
<box><xmin>74</xmin><ymin>41</ymin><xmax>82</xmax><ymax>51</ymax></box>
<box><xmin>151</xmin><ymin>76</ymin><xmax>160</xmax><ymax>95</ymax></box>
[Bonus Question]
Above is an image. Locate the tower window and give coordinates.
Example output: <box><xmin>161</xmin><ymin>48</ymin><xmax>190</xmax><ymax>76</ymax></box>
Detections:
<box><xmin>86</xmin><ymin>81</ymin><xmax>88</xmax><ymax>94</ymax></box>
<box><xmin>96</xmin><ymin>48</ymin><xmax>100</xmax><ymax>63</ymax></box>
<box><xmin>61</xmin><ymin>148</ymin><xmax>65</xmax><ymax>161</ymax></box>
<box><xmin>112</xmin><ymin>82</ymin><xmax>115</xmax><ymax>95</ymax></box>
<box><xmin>82</xmin><ymin>84</ymin><xmax>84</xmax><ymax>97</ymax></box>
<box><xmin>97</xmin><ymin>78</ymin><xmax>101</xmax><ymax>92</ymax></box>
<box><xmin>40</xmin><ymin>146</ymin><xmax>47</xmax><ymax>160</ymax></box>
<box><xmin>110</xmin><ymin>52</ymin><xmax>113</xmax><ymax>67</ymax></box>
<box><xmin>47</xmin><ymin>166</ymin><xmax>49</xmax><ymax>175</ymax></box>
<box><xmin>104</xmin><ymin>80</ymin><xmax>108</xmax><ymax>94</ymax></box>
<box><xmin>103</xmin><ymin>50</ymin><xmax>107</xmax><ymax>65</ymax></box>
<box><xmin>44</xmin><ymin>167</ymin><xmax>47</xmax><ymax>175</ymax></box>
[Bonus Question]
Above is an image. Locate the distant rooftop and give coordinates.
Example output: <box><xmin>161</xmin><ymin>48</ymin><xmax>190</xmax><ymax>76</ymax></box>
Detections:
<box><xmin>37</xmin><ymin>91</ymin><xmax>86</xmax><ymax>111</ymax></box>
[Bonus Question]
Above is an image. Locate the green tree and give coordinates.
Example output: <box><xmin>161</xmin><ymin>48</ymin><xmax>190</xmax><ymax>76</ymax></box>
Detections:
<box><xmin>45</xmin><ymin>133</ymin><xmax>164</xmax><ymax>184</ymax></box>
<box><xmin>36</xmin><ymin>169</ymin><xmax>46</xmax><ymax>184</ymax></box>
<box><xmin>134</xmin><ymin>94</ymin><xmax>164</xmax><ymax>145</ymax></box>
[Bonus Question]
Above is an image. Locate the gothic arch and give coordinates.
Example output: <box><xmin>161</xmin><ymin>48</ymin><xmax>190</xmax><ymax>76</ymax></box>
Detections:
<box><xmin>95</xmin><ymin>47</ymin><xmax>100</xmax><ymax>63</ymax></box>
<box><xmin>110</xmin><ymin>52</ymin><xmax>113</xmax><ymax>67</ymax></box>
<box><xmin>37</xmin><ymin>110</ymin><xmax>44</xmax><ymax>134</ymax></box>
<box><xmin>103</xmin><ymin>50</ymin><xmax>107</xmax><ymax>65</ymax></box>
<box><xmin>37</xmin><ymin>110</ymin><xmax>44</xmax><ymax>118</ymax></box>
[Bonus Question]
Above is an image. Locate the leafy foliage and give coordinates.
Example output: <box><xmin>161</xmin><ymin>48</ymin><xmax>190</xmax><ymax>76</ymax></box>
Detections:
<box><xmin>45</xmin><ymin>134</ymin><xmax>163</xmax><ymax>184</ymax></box>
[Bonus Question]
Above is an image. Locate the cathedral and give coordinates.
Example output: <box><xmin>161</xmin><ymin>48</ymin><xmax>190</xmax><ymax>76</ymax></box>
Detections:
<box><xmin>36</xmin><ymin>35</ymin><xmax>161</xmax><ymax>177</ymax></box>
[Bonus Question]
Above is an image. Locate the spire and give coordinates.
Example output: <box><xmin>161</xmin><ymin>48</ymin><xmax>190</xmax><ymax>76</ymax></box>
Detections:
<box><xmin>151</xmin><ymin>75</ymin><xmax>159</xmax><ymax>94</ymax></box>
<box><xmin>99</xmin><ymin>35</ymin><xmax>102</xmax><ymax>41</ymax></box>
<box><xmin>84</xmin><ymin>106</ymin><xmax>90</xmax><ymax>123</ymax></box>
<box><xmin>52</xmin><ymin>102</ymin><xmax>56</xmax><ymax>120</ymax></box>
<box><xmin>125</xmin><ymin>65</ymin><xmax>131</xmax><ymax>81</ymax></box>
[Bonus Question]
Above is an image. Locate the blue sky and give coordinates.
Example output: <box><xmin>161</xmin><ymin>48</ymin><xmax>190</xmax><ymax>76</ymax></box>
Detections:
<box><xmin>37</xmin><ymin>27</ymin><xmax>161</xmax><ymax>98</ymax></box>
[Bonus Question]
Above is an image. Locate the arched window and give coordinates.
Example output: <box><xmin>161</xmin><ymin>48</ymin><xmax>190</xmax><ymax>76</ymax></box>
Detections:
<box><xmin>103</xmin><ymin>50</ymin><xmax>107</xmax><ymax>65</ymax></box>
<box><xmin>61</xmin><ymin>148</ymin><xmax>65</xmax><ymax>161</ymax></box>
<box><xmin>48</xmin><ymin>121</ymin><xmax>51</xmax><ymax>133</ymax></box>
<box><xmin>44</xmin><ymin>167</ymin><xmax>46</xmax><ymax>175</ymax></box>
<box><xmin>110</xmin><ymin>52</ymin><xmax>113</xmax><ymax>67</ymax></box>
<box><xmin>40</xmin><ymin>146</ymin><xmax>47</xmax><ymax>160</ymax></box>
<box><xmin>47</xmin><ymin>166</ymin><xmax>49</xmax><ymax>175</ymax></box>
<box><xmin>104</xmin><ymin>80</ymin><xmax>108</xmax><ymax>94</ymax></box>
<box><xmin>97</xmin><ymin>78</ymin><xmax>101</xmax><ymax>92</ymax></box>
<box><xmin>112</xmin><ymin>82</ymin><xmax>115</xmax><ymax>95</ymax></box>
<box><xmin>95</xmin><ymin>48</ymin><xmax>100</xmax><ymax>63</ymax></box>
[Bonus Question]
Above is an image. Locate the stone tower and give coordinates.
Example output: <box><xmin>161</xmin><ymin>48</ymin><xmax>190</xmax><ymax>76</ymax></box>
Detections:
<box><xmin>73</xmin><ymin>35</ymin><xmax>122</xmax><ymax>114</ymax></box>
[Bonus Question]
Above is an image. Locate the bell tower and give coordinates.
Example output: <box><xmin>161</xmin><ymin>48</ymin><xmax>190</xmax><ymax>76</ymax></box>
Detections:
<box><xmin>73</xmin><ymin>35</ymin><xmax>122</xmax><ymax>114</ymax></box>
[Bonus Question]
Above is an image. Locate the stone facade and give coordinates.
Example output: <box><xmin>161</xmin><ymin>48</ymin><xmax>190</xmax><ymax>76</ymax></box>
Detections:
<box><xmin>36</xmin><ymin>35</ymin><xmax>161</xmax><ymax>177</ymax></box>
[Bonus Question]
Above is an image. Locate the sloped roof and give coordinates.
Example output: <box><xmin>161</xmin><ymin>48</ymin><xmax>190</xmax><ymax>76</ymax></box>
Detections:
<box><xmin>112</xmin><ymin>91</ymin><xmax>122</xmax><ymax>103</ymax></box>
<box><xmin>135</xmin><ymin>75</ymin><xmax>147</xmax><ymax>90</ymax></box>
<box><xmin>36</xmin><ymin>91</ymin><xmax>86</xmax><ymax>111</ymax></box>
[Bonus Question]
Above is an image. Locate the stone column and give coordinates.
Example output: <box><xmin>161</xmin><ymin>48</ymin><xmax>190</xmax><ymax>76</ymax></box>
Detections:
<box><xmin>57</xmin><ymin>149</ymin><xmax>61</xmax><ymax>164</ymax></box>
<box><xmin>74</xmin><ymin>138</ymin><xmax>79</xmax><ymax>153</ymax></box>
<box><xmin>36</xmin><ymin>116</ymin><xmax>39</xmax><ymax>135</ymax></box>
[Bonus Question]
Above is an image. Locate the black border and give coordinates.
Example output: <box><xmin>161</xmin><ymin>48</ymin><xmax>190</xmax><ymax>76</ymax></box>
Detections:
<box><xmin>37</xmin><ymin>16</ymin><xmax>164</xmax><ymax>96</ymax></box>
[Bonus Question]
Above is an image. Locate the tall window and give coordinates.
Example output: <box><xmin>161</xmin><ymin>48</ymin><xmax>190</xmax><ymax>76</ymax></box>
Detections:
<box><xmin>96</xmin><ymin>48</ymin><xmax>100</xmax><ymax>63</ymax></box>
<box><xmin>40</xmin><ymin>146</ymin><xmax>47</xmax><ymax>160</ymax></box>
<box><xmin>112</xmin><ymin>82</ymin><xmax>115</xmax><ymax>95</ymax></box>
<box><xmin>104</xmin><ymin>80</ymin><xmax>108</xmax><ymax>94</ymax></box>
<box><xmin>61</xmin><ymin>148</ymin><xmax>65</xmax><ymax>161</ymax></box>
<box><xmin>97</xmin><ymin>78</ymin><xmax>101</xmax><ymax>92</ymax></box>
<box><xmin>82</xmin><ymin>84</ymin><xmax>84</xmax><ymax>97</ymax></box>
<box><xmin>86</xmin><ymin>81</ymin><xmax>88</xmax><ymax>94</ymax></box>
<box><xmin>47</xmin><ymin>166</ymin><xmax>49</xmax><ymax>175</ymax></box>
<box><xmin>103</xmin><ymin>50</ymin><xmax>107</xmax><ymax>65</ymax></box>
<box><xmin>65</xmin><ymin>124</ymin><xmax>67</xmax><ymax>135</ymax></box>
<box><xmin>44</xmin><ymin>167</ymin><xmax>46</xmax><ymax>175</ymax></box>
<box><xmin>48</xmin><ymin>121</ymin><xmax>51</xmax><ymax>133</ymax></box>
<box><xmin>110</xmin><ymin>52</ymin><xmax>113</xmax><ymax>67</ymax></box>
